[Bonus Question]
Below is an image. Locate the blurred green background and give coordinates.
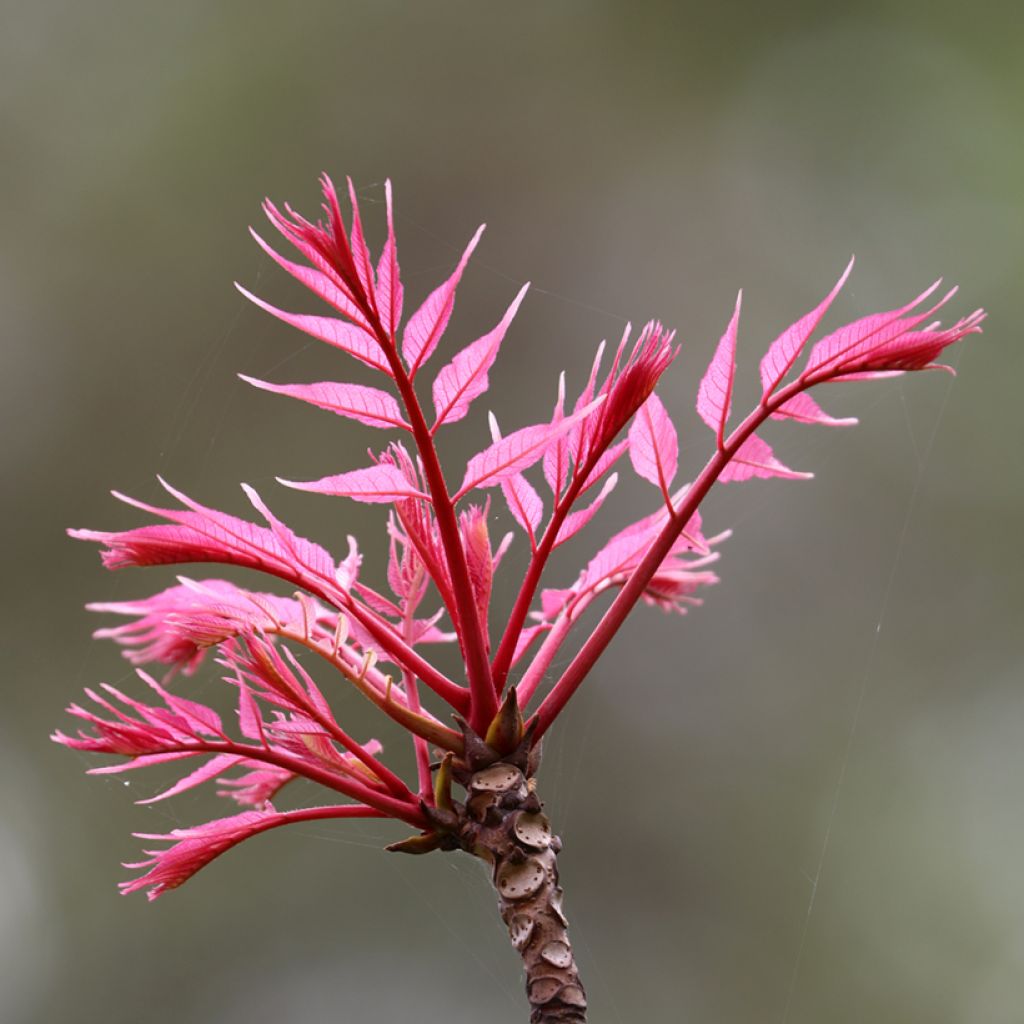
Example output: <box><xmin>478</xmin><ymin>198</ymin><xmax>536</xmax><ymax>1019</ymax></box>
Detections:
<box><xmin>3</xmin><ymin>2</ymin><xmax>1021</xmax><ymax>1021</ymax></box>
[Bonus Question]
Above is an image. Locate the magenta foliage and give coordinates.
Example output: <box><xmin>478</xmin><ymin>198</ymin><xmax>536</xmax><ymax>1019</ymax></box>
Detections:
<box><xmin>58</xmin><ymin>176</ymin><xmax>984</xmax><ymax>899</ymax></box>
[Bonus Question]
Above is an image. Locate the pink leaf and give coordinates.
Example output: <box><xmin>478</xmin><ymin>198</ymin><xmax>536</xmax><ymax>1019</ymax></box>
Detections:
<box><xmin>70</xmin><ymin>481</ymin><xmax>345</xmax><ymax>605</ymax></box>
<box><xmin>402</xmin><ymin>225</ymin><xmax>485</xmax><ymax>375</ymax></box>
<box><xmin>260</xmin><ymin>178</ymin><xmax>366</xmax><ymax>312</ymax></box>
<box><xmin>374</xmin><ymin>179</ymin><xmax>403</xmax><ymax>337</ymax></box>
<box><xmin>719</xmin><ymin>434</ymin><xmax>812</xmax><ymax>483</ymax></box>
<box><xmin>849</xmin><ymin>308</ymin><xmax>985</xmax><ymax>375</ymax></box>
<box><xmin>554</xmin><ymin>472</ymin><xmax>618</xmax><ymax>547</ymax></box>
<box><xmin>239</xmin><ymin>376</ymin><xmax>409</xmax><ymax>430</ymax></box>
<box><xmin>120</xmin><ymin>811</ymin><xmax>288</xmax><ymax>900</ymax></box>
<box><xmin>457</xmin><ymin>397</ymin><xmax>604</xmax><ymax>498</ymax></box>
<box><xmin>803</xmin><ymin>281</ymin><xmax>945</xmax><ymax>376</ymax></box>
<box><xmin>236</xmin><ymin>285</ymin><xmax>390</xmax><ymax>374</ymax></box>
<box><xmin>771</xmin><ymin>391</ymin><xmax>858</xmax><ymax>427</ymax></box>
<box><xmin>697</xmin><ymin>292</ymin><xmax>742</xmax><ymax>447</ymax></box>
<box><xmin>280</xmin><ymin>463</ymin><xmax>429</xmax><ymax>504</ymax></box>
<box><xmin>759</xmin><ymin>258</ymin><xmax>854</xmax><ymax>397</ymax></box>
<box><xmin>628</xmin><ymin>393</ymin><xmax>678</xmax><ymax>490</ymax></box>
<box><xmin>432</xmin><ymin>284</ymin><xmax>528</xmax><ymax>427</ymax></box>
<box><xmin>89</xmin><ymin>578</ymin><xmax>315</xmax><ymax>674</ymax></box>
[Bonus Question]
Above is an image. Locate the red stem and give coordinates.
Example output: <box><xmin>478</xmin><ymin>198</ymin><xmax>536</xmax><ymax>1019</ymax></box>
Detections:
<box><xmin>531</xmin><ymin>378</ymin><xmax>809</xmax><ymax>738</ymax></box>
<box><xmin>282</xmin><ymin>625</ymin><xmax>465</xmax><ymax>752</ymax></box>
<box><xmin>190</xmin><ymin>740</ymin><xmax>426</xmax><ymax>827</ymax></box>
<box><xmin>314</xmin><ymin>714</ymin><xmax>414</xmax><ymax>803</ymax></box>
<box><xmin>490</xmin><ymin>453</ymin><xmax>601</xmax><ymax>690</ymax></box>
<box><xmin>337</xmin><ymin>593</ymin><xmax>469</xmax><ymax>712</ymax></box>
<box><xmin>400</xmin><ymin>600</ymin><xmax>435</xmax><ymax>800</ymax></box>
<box><xmin>515</xmin><ymin>590</ymin><xmax>596</xmax><ymax>709</ymax></box>
<box><xmin>272</xmin><ymin>804</ymin><xmax>388</xmax><ymax>822</ymax></box>
<box><xmin>369</xmin><ymin>313</ymin><xmax>497</xmax><ymax>731</ymax></box>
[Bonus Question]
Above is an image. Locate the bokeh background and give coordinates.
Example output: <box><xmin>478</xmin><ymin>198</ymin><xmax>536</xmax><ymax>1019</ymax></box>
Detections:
<box><xmin>3</xmin><ymin>2</ymin><xmax>1022</xmax><ymax>1022</ymax></box>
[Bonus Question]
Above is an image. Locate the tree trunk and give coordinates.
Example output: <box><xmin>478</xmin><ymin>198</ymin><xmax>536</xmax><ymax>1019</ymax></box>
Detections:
<box><xmin>457</xmin><ymin>761</ymin><xmax>587</xmax><ymax>1023</ymax></box>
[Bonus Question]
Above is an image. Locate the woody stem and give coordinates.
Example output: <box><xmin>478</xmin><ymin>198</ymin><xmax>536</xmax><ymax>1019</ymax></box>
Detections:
<box><xmin>455</xmin><ymin>762</ymin><xmax>587</xmax><ymax>1023</ymax></box>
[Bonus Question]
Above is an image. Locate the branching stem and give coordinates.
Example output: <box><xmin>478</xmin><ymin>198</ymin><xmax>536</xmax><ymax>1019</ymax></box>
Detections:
<box><xmin>532</xmin><ymin>377</ymin><xmax>810</xmax><ymax>736</ymax></box>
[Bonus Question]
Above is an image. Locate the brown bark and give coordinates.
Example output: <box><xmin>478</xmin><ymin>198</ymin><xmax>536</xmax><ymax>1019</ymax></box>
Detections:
<box><xmin>455</xmin><ymin>762</ymin><xmax>587</xmax><ymax>1024</ymax></box>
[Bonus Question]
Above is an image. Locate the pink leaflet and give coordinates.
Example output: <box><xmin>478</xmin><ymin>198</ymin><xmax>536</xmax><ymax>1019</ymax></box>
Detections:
<box><xmin>540</xmin><ymin>587</ymin><xmax>574</xmax><ymax>622</ymax></box>
<box><xmin>542</xmin><ymin>372</ymin><xmax>569</xmax><ymax>497</ymax></box>
<box><xmin>280</xmin><ymin>644</ymin><xmax>335</xmax><ymax>723</ymax></box>
<box><xmin>831</xmin><ymin>370</ymin><xmax>904</xmax><ymax>382</ymax></box>
<box><xmin>718</xmin><ymin>434</ymin><xmax>812</xmax><ymax>483</ymax></box>
<box><xmin>581</xmin><ymin>438</ymin><xmax>629</xmax><ymax>492</ymax></box>
<box><xmin>70</xmin><ymin>481</ymin><xmax>344</xmax><ymax>606</ymax></box>
<box><xmin>86</xmin><ymin>752</ymin><xmax>194</xmax><ymax>774</ymax></box>
<box><xmin>554</xmin><ymin>472</ymin><xmax>618</xmax><ymax>548</ymax></box>
<box><xmin>771</xmin><ymin>391</ymin><xmax>858</xmax><ymax>427</ymax></box>
<box><xmin>241</xmin><ymin>484</ymin><xmax>355</xmax><ymax>595</ymax></box>
<box><xmin>551</xmin><ymin>500</ymin><xmax>718</xmax><ymax>620</ymax></box>
<box><xmin>374</xmin><ymin>180</ymin><xmax>403</xmax><ymax>337</ymax></box>
<box><xmin>402</xmin><ymin>224</ymin><xmax>485</xmax><ymax>376</ymax></box>
<box><xmin>432</xmin><ymin>283</ymin><xmax>528</xmax><ymax>427</ymax></box>
<box><xmin>501</xmin><ymin>471</ymin><xmax>544</xmax><ymax>540</ymax></box>
<box><xmin>511</xmin><ymin>622</ymin><xmax>549</xmax><ymax>668</ymax></box>
<box><xmin>217</xmin><ymin>762</ymin><xmax>296</xmax><ymax>808</ymax></box>
<box><xmin>759</xmin><ymin>258</ymin><xmax>854</xmax><ymax>397</ymax></box>
<box><xmin>142</xmin><ymin>672</ymin><xmax>225</xmax><ymax>737</ymax></box>
<box><xmin>280</xmin><ymin>463</ymin><xmax>429</xmax><ymax>504</ymax></box>
<box><xmin>236</xmin><ymin>685</ymin><xmax>265</xmax><ymax>743</ymax></box>
<box><xmin>459</xmin><ymin>505</ymin><xmax>494</xmax><ymax>629</ymax></box>
<box><xmin>696</xmin><ymin>292</ymin><xmax>741</xmax><ymax>448</ymax></box>
<box><xmin>236</xmin><ymin>285</ymin><xmax>390</xmax><ymax>374</ymax></box>
<box><xmin>136</xmin><ymin>753</ymin><xmax>242</xmax><ymax>805</ymax></box>
<box><xmin>345</xmin><ymin>178</ymin><xmax>377</xmax><ymax>301</ymax></box>
<box><xmin>248</xmin><ymin>229</ymin><xmax>368</xmax><ymax>328</ymax></box>
<box><xmin>582</xmin><ymin>501</ymin><xmax>708</xmax><ymax>590</ymax></box>
<box><xmin>566</xmin><ymin>342</ymin><xmax>605</xmax><ymax>468</ymax></box>
<box><xmin>628</xmin><ymin>393</ymin><xmax>678</xmax><ymax>490</ymax></box>
<box><xmin>385</xmin><ymin>514</ymin><xmax>429</xmax><ymax>611</ymax></box>
<box><xmin>488</xmin><ymin>413</ymin><xmax>544</xmax><ymax>541</ymax></box>
<box><xmin>641</xmin><ymin>565</ymin><xmax>720</xmax><ymax>613</ymax></box>
<box><xmin>457</xmin><ymin>397</ymin><xmax>604</xmax><ymax>498</ymax></box>
<box><xmin>239</xmin><ymin>375</ymin><xmax>409</xmax><ymax>430</ymax></box>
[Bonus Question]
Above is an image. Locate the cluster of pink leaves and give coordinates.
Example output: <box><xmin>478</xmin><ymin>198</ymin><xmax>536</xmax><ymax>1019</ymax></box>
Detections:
<box><xmin>57</xmin><ymin>174</ymin><xmax>984</xmax><ymax>899</ymax></box>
